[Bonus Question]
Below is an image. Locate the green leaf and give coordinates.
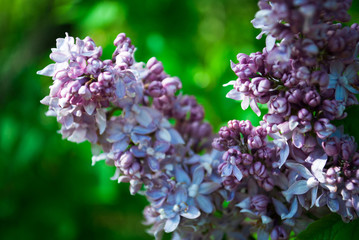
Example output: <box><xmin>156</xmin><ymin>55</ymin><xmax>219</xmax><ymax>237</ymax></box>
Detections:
<box><xmin>297</xmin><ymin>214</ymin><xmax>359</xmax><ymax>240</ymax></box>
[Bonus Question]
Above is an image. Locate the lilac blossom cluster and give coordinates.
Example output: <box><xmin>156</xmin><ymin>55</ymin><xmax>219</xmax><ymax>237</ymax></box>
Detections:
<box><xmin>39</xmin><ymin>0</ymin><xmax>359</xmax><ymax>239</ymax></box>
<box><xmin>217</xmin><ymin>0</ymin><xmax>359</xmax><ymax>238</ymax></box>
<box><xmin>38</xmin><ymin>32</ymin><xmax>231</xmax><ymax>239</ymax></box>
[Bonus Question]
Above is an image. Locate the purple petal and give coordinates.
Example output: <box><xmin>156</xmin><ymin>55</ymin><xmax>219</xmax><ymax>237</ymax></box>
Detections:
<box><xmin>112</xmin><ymin>139</ymin><xmax>129</xmax><ymax>152</ymax></box>
<box><xmin>146</xmin><ymin>190</ymin><xmax>166</xmax><ymax>200</ymax></box>
<box><xmin>335</xmin><ymin>85</ymin><xmax>346</xmax><ymax>102</ymax></box>
<box><xmin>257</xmin><ymin>228</ymin><xmax>269</xmax><ymax>240</ymax></box>
<box><xmin>343</xmin><ymin>63</ymin><xmax>359</xmax><ymax>80</ymax></box>
<box><xmin>156</xmin><ymin>128</ymin><xmax>171</xmax><ymax>142</ymax></box>
<box><xmin>196</xmin><ymin>195</ymin><xmax>214</xmax><ymax>213</ymax></box>
<box><xmin>154</xmin><ymin>141</ymin><xmax>170</xmax><ymax>153</ymax></box>
<box><xmin>345</xmin><ymin>85</ymin><xmax>359</xmax><ymax>94</ymax></box>
<box><xmin>96</xmin><ymin>109</ymin><xmax>106</xmax><ymax>134</ymax></box>
<box><xmin>266</xmin><ymin>35</ymin><xmax>276</xmax><ymax>51</ymax></box>
<box><xmin>68</xmin><ymin>128</ymin><xmax>87</xmax><ymax>143</ymax></box>
<box><xmin>133</xmin><ymin>126</ymin><xmax>156</xmax><ymax>135</ymax></box>
<box><xmin>148</xmin><ymin>156</ymin><xmax>160</xmax><ymax>171</ymax></box>
<box><xmin>292</xmin><ymin>131</ymin><xmax>305</xmax><ymax>148</ymax></box>
<box><xmin>192</xmin><ymin>167</ymin><xmax>204</xmax><ymax>185</ymax></box>
<box><xmin>283</xmin><ymin>180</ymin><xmax>311</xmax><ymax>201</ymax></box>
<box><xmin>175</xmin><ymin>167</ymin><xmax>191</xmax><ymax>185</ymax></box>
<box><xmin>226</xmin><ymin>89</ymin><xmax>244</xmax><ymax>100</ymax></box>
<box><xmin>330</xmin><ymin>61</ymin><xmax>344</xmax><ymax>77</ymax></box>
<box><xmin>136</xmin><ymin>108</ymin><xmax>152</xmax><ymax>127</ymax></box>
<box><xmin>241</xmin><ymin>96</ymin><xmax>250</xmax><ymax>110</ymax></box>
<box><xmin>115</xmin><ymin>79</ymin><xmax>126</xmax><ymax>99</ymax></box>
<box><xmin>250</xmin><ymin>98</ymin><xmax>261</xmax><ymax>117</ymax></box>
<box><xmin>180</xmin><ymin>206</ymin><xmax>200</xmax><ymax>219</ymax></box>
<box><xmin>168</xmin><ymin>129</ymin><xmax>185</xmax><ymax>145</ymax></box>
<box><xmin>221</xmin><ymin>164</ymin><xmax>233</xmax><ymax>177</ymax></box>
<box><xmin>130</xmin><ymin>146</ymin><xmax>146</xmax><ymax>157</ymax></box>
<box><xmin>50</xmin><ymin>52</ymin><xmax>69</xmax><ymax>62</ymax></box>
<box><xmin>285</xmin><ymin>162</ymin><xmax>313</xmax><ymax>179</ymax></box>
<box><xmin>233</xmin><ymin>166</ymin><xmax>243</xmax><ymax>181</ymax></box>
<box><xmin>283</xmin><ymin>198</ymin><xmax>298</xmax><ymax>219</ymax></box>
<box><xmin>327</xmin><ymin>198</ymin><xmax>339</xmax><ymax>212</ymax></box>
<box><xmin>37</xmin><ymin>64</ymin><xmax>56</xmax><ymax>76</ymax></box>
<box><xmin>84</xmin><ymin>102</ymin><xmax>96</xmax><ymax>115</ymax></box>
<box><xmin>236</xmin><ymin>197</ymin><xmax>251</xmax><ymax>209</ymax></box>
<box><xmin>199</xmin><ymin>182</ymin><xmax>221</xmax><ymax>195</ymax></box>
<box><xmin>164</xmin><ymin>215</ymin><xmax>180</xmax><ymax>233</ymax></box>
<box><xmin>311</xmin><ymin>186</ymin><xmax>318</xmax><ymax>208</ymax></box>
<box><xmin>278</xmin><ymin>142</ymin><xmax>289</xmax><ymax>168</ymax></box>
<box><xmin>175</xmin><ymin>187</ymin><xmax>187</xmax><ymax>203</ymax></box>
<box><xmin>315</xmin><ymin>193</ymin><xmax>327</xmax><ymax>207</ymax></box>
<box><xmin>272</xmin><ymin>198</ymin><xmax>288</xmax><ymax>218</ymax></box>
<box><xmin>311</xmin><ymin>156</ymin><xmax>327</xmax><ymax>183</ymax></box>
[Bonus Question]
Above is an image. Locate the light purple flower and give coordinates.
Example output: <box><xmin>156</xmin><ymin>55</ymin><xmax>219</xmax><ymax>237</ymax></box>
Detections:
<box><xmin>328</xmin><ymin>61</ymin><xmax>359</xmax><ymax>102</ymax></box>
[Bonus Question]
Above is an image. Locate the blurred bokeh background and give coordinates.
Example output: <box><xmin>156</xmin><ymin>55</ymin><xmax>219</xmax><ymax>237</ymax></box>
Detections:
<box><xmin>1</xmin><ymin>0</ymin><xmax>359</xmax><ymax>239</ymax></box>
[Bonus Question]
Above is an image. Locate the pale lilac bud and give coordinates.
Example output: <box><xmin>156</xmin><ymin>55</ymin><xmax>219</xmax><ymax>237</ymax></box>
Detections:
<box><xmin>249</xmin><ymin>161</ymin><xmax>267</xmax><ymax>180</ymax></box>
<box><xmin>239</xmin><ymin>120</ymin><xmax>253</xmax><ymax>136</ymax></box>
<box><xmin>302</xmin><ymin>39</ymin><xmax>319</xmax><ymax>55</ymax></box>
<box><xmin>228</xmin><ymin>120</ymin><xmax>241</xmax><ymax>132</ymax></box>
<box><xmin>222</xmin><ymin>148</ymin><xmax>242</xmax><ymax>165</ymax></box>
<box><xmin>116</xmin><ymin>51</ymin><xmax>133</xmax><ymax>67</ymax></box>
<box><xmin>89</xmin><ymin>82</ymin><xmax>100</xmax><ymax>93</ymax></box>
<box><xmin>251</xmin><ymin>194</ymin><xmax>269</xmax><ymax>213</ymax></box>
<box><xmin>54</xmin><ymin>70</ymin><xmax>69</xmax><ymax>81</ymax></box>
<box><xmin>345</xmin><ymin>180</ymin><xmax>356</xmax><ymax>191</ymax></box>
<box><xmin>222</xmin><ymin>176</ymin><xmax>240</xmax><ymax>190</ymax></box>
<box><xmin>118</xmin><ymin>152</ymin><xmax>135</xmax><ymax>169</ymax></box>
<box><xmin>262</xmin><ymin>177</ymin><xmax>274</xmax><ymax>191</ymax></box>
<box><xmin>254</xmin><ymin>126</ymin><xmax>267</xmax><ymax>139</ymax></box>
<box><xmin>296</xmin><ymin>66</ymin><xmax>310</xmax><ymax>81</ymax></box>
<box><xmin>322</xmin><ymin>137</ymin><xmax>339</xmax><ymax>156</ymax></box>
<box><xmin>353</xmin><ymin>153</ymin><xmax>359</xmax><ymax>166</ymax></box>
<box><xmin>162</xmin><ymin>77</ymin><xmax>182</xmax><ymax>96</ymax></box>
<box><xmin>98</xmin><ymin>72</ymin><xmax>113</xmax><ymax>87</ymax></box>
<box><xmin>219</xmin><ymin>126</ymin><xmax>235</xmax><ymax>140</ymax></box>
<box><xmin>248</xmin><ymin>135</ymin><xmax>263</xmax><ymax>149</ymax></box>
<box><xmin>341</xmin><ymin>137</ymin><xmax>356</xmax><ymax>160</ymax></box>
<box><xmin>283</xmin><ymin>74</ymin><xmax>299</xmax><ymax>87</ymax></box>
<box><xmin>298</xmin><ymin>108</ymin><xmax>312</xmax><ymax>122</ymax></box>
<box><xmin>328</xmin><ymin>35</ymin><xmax>346</xmax><ymax>53</ymax></box>
<box><xmin>304</xmin><ymin>90</ymin><xmax>321</xmax><ymax>107</ymax></box>
<box><xmin>212</xmin><ymin>137</ymin><xmax>228</xmax><ymax>151</ymax></box>
<box><xmin>256</xmin><ymin>147</ymin><xmax>273</xmax><ymax>160</ymax></box>
<box><xmin>147</xmin><ymin>57</ymin><xmax>164</xmax><ymax>74</ymax></box>
<box><xmin>302</xmin><ymin>135</ymin><xmax>316</xmax><ymax>153</ymax></box>
<box><xmin>195</xmin><ymin>122</ymin><xmax>212</xmax><ymax>139</ymax></box>
<box><xmin>310</xmin><ymin>71</ymin><xmax>329</xmax><ymax>88</ymax></box>
<box><xmin>68</xmin><ymin>59</ymin><xmax>85</xmax><ymax>79</ymax></box>
<box><xmin>78</xmin><ymin>85</ymin><xmax>92</xmax><ymax>100</ymax></box>
<box><xmin>236</xmin><ymin>53</ymin><xmax>250</xmax><ymax>64</ymax></box>
<box><xmin>270</xmin><ymin>97</ymin><xmax>289</xmax><ymax>116</ymax></box>
<box><xmin>147</xmin><ymin>81</ymin><xmax>164</xmax><ymax>97</ymax></box>
<box><xmin>326</xmin><ymin>166</ymin><xmax>341</xmax><ymax>185</ymax></box>
<box><xmin>114</xmin><ymin>33</ymin><xmax>127</xmax><ymax>47</ymax></box>
<box><xmin>271</xmin><ymin>226</ymin><xmax>288</xmax><ymax>240</ymax></box>
<box><xmin>314</xmin><ymin>118</ymin><xmax>336</xmax><ymax>139</ymax></box>
<box><xmin>242</xmin><ymin>153</ymin><xmax>253</xmax><ymax>165</ymax></box>
<box><xmin>251</xmin><ymin>77</ymin><xmax>271</xmax><ymax>96</ymax></box>
<box><xmin>286</xmin><ymin>89</ymin><xmax>302</xmax><ymax>104</ymax></box>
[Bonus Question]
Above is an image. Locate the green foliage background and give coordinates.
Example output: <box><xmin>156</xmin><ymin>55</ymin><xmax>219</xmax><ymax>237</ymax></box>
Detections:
<box><xmin>0</xmin><ymin>0</ymin><xmax>359</xmax><ymax>239</ymax></box>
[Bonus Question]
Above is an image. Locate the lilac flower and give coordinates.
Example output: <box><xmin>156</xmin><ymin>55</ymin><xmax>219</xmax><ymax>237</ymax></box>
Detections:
<box><xmin>159</xmin><ymin>187</ymin><xmax>201</xmax><ymax>233</ymax></box>
<box><xmin>176</xmin><ymin>166</ymin><xmax>221</xmax><ymax>213</ymax></box>
<box><xmin>328</xmin><ymin>61</ymin><xmax>359</xmax><ymax>102</ymax></box>
<box><xmin>283</xmin><ymin>154</ymin><xmax>328</xmax><ymax>208</ymax></box>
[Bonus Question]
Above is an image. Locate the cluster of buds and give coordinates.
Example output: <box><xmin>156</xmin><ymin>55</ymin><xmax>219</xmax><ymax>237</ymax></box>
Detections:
<box><xmin>39</xmin><ymin>0</ymin><xmax>359</xmax><ymax>239</ymax></box>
